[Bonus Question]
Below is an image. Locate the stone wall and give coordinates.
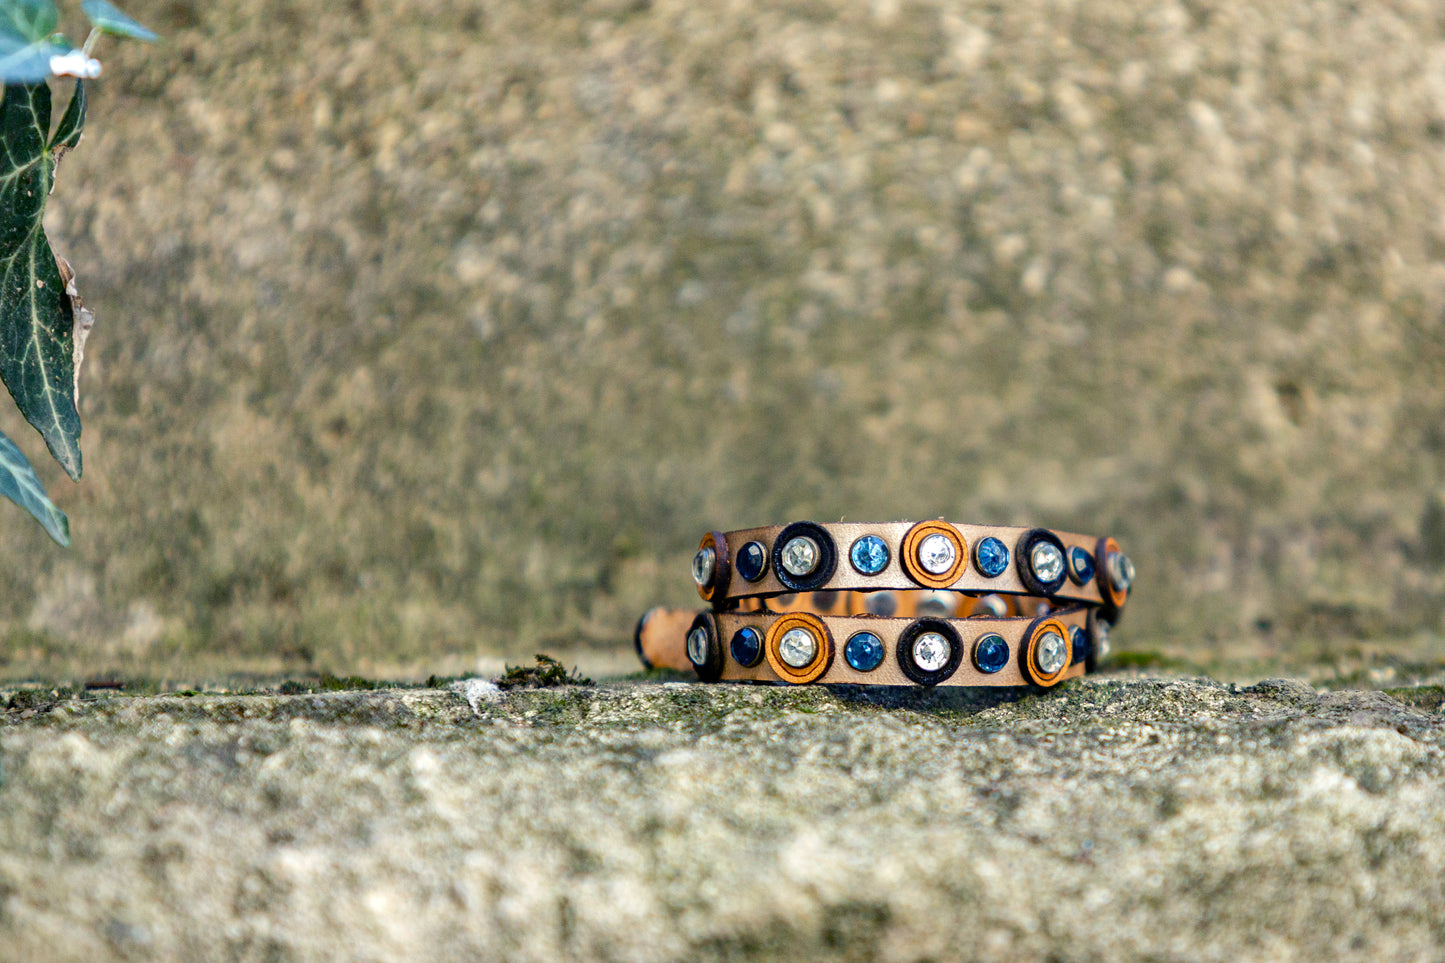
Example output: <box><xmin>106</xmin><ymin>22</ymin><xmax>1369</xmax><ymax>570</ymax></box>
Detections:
<box><xmin>3</xmin><ymin>0</ymin><xmax>1443</xmax><ymax>674</ymax></box>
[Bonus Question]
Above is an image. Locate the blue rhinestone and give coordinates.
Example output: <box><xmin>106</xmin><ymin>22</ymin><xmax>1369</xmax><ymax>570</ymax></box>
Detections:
<box><xmin>845</xmin><ymin>631</ymin><xmax>885</xmax><ymax>672</ymax></box>
<box><xmin>736</xmin><ymin>541</ymin><xmax>768</xmax><ymax>582</ymax></box>
<box><xmin>974</xmin><ymin>537</ymin><xmax>1009</xmax><ymax>578</ymax></box>
<box><xmin>1070</xmin><ymin>625</ymin><xmax>1089</xmax><ymax>665</ymax></box>
<box><xmin>1069</xmin><ymin>546</ymin><xmax>1095</xmax><ymax>585</ymax></box>
<box><xmin>731</xmin><ymin>626</ymin><xmax>763</xmax><ymax>666</ymax></box>
<box><xmin>849</xmin><ymin>535</ymin><xmax>890</xmax><ymax>576</ymax></box>
<box><xmin>973</xmin><ymin>633</ymin><xmax>1009</xmax><ymax>673</ymax></box>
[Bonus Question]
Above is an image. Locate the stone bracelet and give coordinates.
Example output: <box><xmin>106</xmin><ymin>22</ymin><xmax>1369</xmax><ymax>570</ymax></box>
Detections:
<box><xmin>690</xmin><ymin>520</ymin><xmax>1134</xmax><ymax>619</ymax></box>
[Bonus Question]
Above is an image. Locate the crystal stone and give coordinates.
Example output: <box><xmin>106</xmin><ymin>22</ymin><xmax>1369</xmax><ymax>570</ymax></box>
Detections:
<box><xmin>918</xmin><ymin>533</ymin><xmax>958</xmax><ymax>576</ymax></box>
<box><xmin>1108</xmin><ymin>551</ymin><xmax>1136</xmax><ymax>592</ymax></box>
<box><xmin>1030</xmin><ymin>541</ymin><xmax>1065</xmax><ymax>584</ymax></box>
<box><xmin>1094</xmin><ymin>619</ymin><xmax>1112</xmax><ymax>660</ymax></box>
<box><xmin>1070</xmin><ymin>625</ymin><xmax>1089</xmax><ymax>665</ymax></box>
<box><xmin>686</xmin><ymin>626</ymin><xmax>710</xmax><ymax>666</ymax></box>
<box><xmin>975</xmin><ymin>537</ymin><xmax>1009</xmax><ymax>578</ymax></box>
<box><xmin>778</xmin><ymin>627</ymin><xmax>818</xmax><ymax>668</ymax></box>
<box><xmin>691</xmin><ymin>546</ymin><xmax>717</xmax><ymax>589</ymax></box>
<box><xmin>845</xmin><ymin>632</ymin><xmax>885</xmax><ymax>672</ymax></box>
<box><xmin>912</xmin><ymin>632</ymin><xmax>951</xmax><ymax>673</ymax></box>
<box><xmin>731</xmin><ymin>627</ymin><xmax>762</xmax><ymax>666</ymax></box>
<box><xmin>973</xmin><ymin>633</ymin><xmax>1009</xmax><ymax>673</ymax></box>
<box><xmin>736</xmin><ymin>540</ymin><xmax>768</xmax><ymax>582</ymax></box>
<box><xmin>850</xmin><ymin>535</ymin><xmax>890</xmax><ymax>576</ymax></box>
<box><xmin>780</xmin><ymin>536</ymin><xmax>820</xmax><ymax>577</ymax></box>
<box><xmin>1068</xmin><ymin>546</ymin><xmax>1095</xmax><ymax>584</ymax></box>
<box><xmin>1034</xmin><ymin>630</ymin><xmax>1067</xmax><ymax>675</ymax></box>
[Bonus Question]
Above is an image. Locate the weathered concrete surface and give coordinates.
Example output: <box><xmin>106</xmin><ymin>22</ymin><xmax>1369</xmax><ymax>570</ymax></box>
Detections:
<box><xmin>4</xmin><ymin>678</ymin><xmax>1444</xmax><ymax>961</ymax></box>
<box><xmin>3</xmin><ymin>0</ymin><xmax>1445</xmax><ymax>672</ymax></box>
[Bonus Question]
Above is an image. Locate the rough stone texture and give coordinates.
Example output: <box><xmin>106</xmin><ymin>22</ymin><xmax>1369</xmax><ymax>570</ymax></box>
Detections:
<box><xmin>4</xmin><ymin>677</ymin><xmax>1445</xmax><ymax>960</ymax></box>
<box><xmin>0</xmin><ymin>0</ymin><xmax>1443</xmax><ymax>673</ymax></box>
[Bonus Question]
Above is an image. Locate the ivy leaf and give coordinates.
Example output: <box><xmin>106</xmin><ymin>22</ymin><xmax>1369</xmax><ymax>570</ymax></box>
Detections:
<box><xmin>0</xmin><ymin>34</ymin><xmax>66</xmax><ymax>84</ymax></box>
<box><xmin>79</xmin><ymin>0</ymin><xmax>157</xmax><ymax>43</ymax></box>
<box><xmin>49</xmin><ymin>76</ymin><xmax>82</xmax><ymax>157</ymax></box>
<box><xmin>0</xmin><ymin>0</ymin><xmax>59</xmax><ymax>45</ymax></box>
<box><xmin>0</xmin><ymin>425</ymin><xmax>69</xmax><ymax>545</ymax></box>
<box><xmin>0</xmin><ymin>82</ymin><xmax>82</xmax><ymax>480</ymax></box>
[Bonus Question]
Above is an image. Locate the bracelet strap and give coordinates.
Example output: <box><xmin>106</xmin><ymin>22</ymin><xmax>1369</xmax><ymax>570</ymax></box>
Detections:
<box><xmin>692</xmin><ymin>521</ymin><xmax>1132</xmax><ymax>615</ymax></box>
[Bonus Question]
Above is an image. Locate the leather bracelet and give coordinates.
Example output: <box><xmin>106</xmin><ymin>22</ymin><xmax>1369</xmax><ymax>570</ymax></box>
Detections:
<box><xmin>636</xmin><ymin>595</ymin><xmax>1113</xmax><ymax>687</ymax></box>
<box><xmin>690</xmin><ymin>520</ymin><xmax>1133</xmax><ymax>617</ymax></box>
<box><xmin>637</xmin><ymin>519</ymin><xmax>1131</xmax><ymax>688</ymax></box>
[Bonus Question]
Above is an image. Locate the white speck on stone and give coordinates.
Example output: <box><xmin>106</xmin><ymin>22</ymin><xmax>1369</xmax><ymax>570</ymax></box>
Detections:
<box><xmin>50</xmin><ymin>51</ymin><xmax>102</xmax><ymax>79</ymax></box>
<box><xmin>453</xmin><ymin>677</ymin><xmax>501</xmax><ymax>715</ymax></box>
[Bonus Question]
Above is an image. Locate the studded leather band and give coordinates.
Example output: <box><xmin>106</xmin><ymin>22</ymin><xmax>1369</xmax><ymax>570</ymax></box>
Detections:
<box><xmin>691</xmin><ymin>521</ymin><xmax>1133</xmax><ymax>616</ymax></box>
<box><xmin>640</xmin><ymin>519</ymin><xmax>1132</xmax><ymax>689</ymax></box>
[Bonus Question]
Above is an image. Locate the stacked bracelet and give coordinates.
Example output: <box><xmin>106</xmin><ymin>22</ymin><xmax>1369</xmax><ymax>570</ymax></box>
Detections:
<box><xmin>636</xmin><ymin>519</ymin><xmax>1132</xmax><ymax>689</ymax></box>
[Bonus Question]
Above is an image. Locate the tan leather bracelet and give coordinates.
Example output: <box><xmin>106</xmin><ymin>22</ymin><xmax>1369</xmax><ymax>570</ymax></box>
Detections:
<box><xmin>638</xmin><ymin>519</ymin><xmax>1131</xmax><ymax>688</ymax></box>
<box><xmin>691</xmin><ymin>520</ymin><xmax>1133</xmax><ymax>617</ymax></box>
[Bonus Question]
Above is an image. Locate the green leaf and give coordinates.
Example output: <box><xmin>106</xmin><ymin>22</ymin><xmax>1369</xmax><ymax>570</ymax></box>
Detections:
<box><xmin>0</xmin><ymin>34</ymin><xmax>65</xmax><ymax>83</ymax></box>
<box><xmin>0</xmin><ymin>83</ymin><xmax>81</xmax><ymax>480</ymax></box>
<box><xmin>0</xmin><ymin>426</ymin><xmax>69</xmax><ymax>545</ymax></box>
<box><xmin>79</xmin><ymin>0</ymin><xmax>157</xmax><ymax>42</ymax></box>
<box><xmin>0</xmin><ymin>0</ymin><xmax>59</xmax><ymax>45</ymax></box>
<box><xmin>49</xmin><ymin>77</ymin><xmax>82</xmax><ymax>152</ymax></box>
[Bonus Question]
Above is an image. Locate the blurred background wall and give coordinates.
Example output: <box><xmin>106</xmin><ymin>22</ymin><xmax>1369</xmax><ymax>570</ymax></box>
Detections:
<box><xmin>2</xmin><ymin>0</ymin><xmax>1443</xmax><ymax>678</ymax></box>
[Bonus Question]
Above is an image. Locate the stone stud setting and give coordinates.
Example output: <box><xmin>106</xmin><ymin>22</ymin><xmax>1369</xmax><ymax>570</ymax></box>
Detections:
<box><xmin>778</xmin><ymin>627</ymin><xmax>818</xmax><ymax>668</ymax></box>
<box><xmin>849</xmin><ymin>535</ymin><xmax>890</xmax><ymax>576</ymax></box>
<box><xmin>896</xmin><ymin>619</ymin><xmax>963</xmax><ymax>686</ymax></box>
<box><xmin>691</xmin><ymin>546</ymin><xmax>717</xmax><ymax>589</ymax></box>
<box><xmin>901</xmin><ymin>521</ymin><xmax>967</xmax><ymax>589</ymax></box>
<box><xmin>973</xmin><ymin>633</ymin><xmax>1009</xmax><ymax>673</ymax></box>
<box><xmin>917</xmin><ymin>533</ymin><xmax>958</xmax><ymax>576</ymax></box>
<box><xmin>916</xmin><ymin>590</ymin><xmax>959</xmax><ymax>617</ymax></box>
<box><xmin>763</xmin><ymin>611</ymin><xmax>832</xmax><ymax>683</ymax></box>
<box><xmin>1030</xmin><ymin>541</ymin><xmax>1065</xmax><ymax>584</ymax></box>
<box><xmin>974</xmin><ymin>537</ymin><xmax>1009</xmax><ymax>578</ymax></box>
<box><xmin>844</xmin><ymin>631</ymin><xmax>885</xmax><ymax>672</ymax></box>
<box><xmin>731</xmin><ymin>626</ymin><xmax>763</xmax><ymax>667</ymax></box>
<box><xmin>686</xmin><ymin>626</ymin><xmax>710</xmax><ymax>667</ymax></box>
<box><xmin>771</xmin><ymin>522</ymin><xmax>838</xmax><ymax>592</ymax></box>
<box><xmin>1022</xmin><ymin>616</ymin><xmax>1072</xmax><ymax>686</ymax></box>
<box><xmin>736</xmin><ymin>540</ymin><xmax>768</xmax><ymax>582</ymax></box>
<box><xmin>781</xmin><ymin>536</ymin><xmax>819</xmax><ymax>578</ymax></box>
<box><xmin>865</xmin><ymin>592</ymin><xmax>898</xmax><ymax>616</ymax></box>
<box><xmin>912</xmin><ymin>632</ymin><xmax>951</xmax><ymax>673</ymax></box>
<box><xmin>1034</xmin><ymin>630</ymin><xmax>1067</xmax><ymax>676</ymax></box>
<box><xmin>1016</xmin><ymin>529</ymin><xmax>1069</xmax><ymax>596</ymax></box>
<box><xmin>1107</xmin><ymin>551</ymin><xmax>1135</xmax><ymax>593</ymax></box>
<box><xmin>1068</xmin><ymin>546</ymin><xmax>1095</xmax><ymax>585</ymax></box>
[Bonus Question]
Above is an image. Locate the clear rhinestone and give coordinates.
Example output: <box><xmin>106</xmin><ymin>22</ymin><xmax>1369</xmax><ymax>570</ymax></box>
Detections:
<box><xmin>917</xmin><ymin>590</ymin><xmax>959</xmax><ymax>617</ymax></box>
<box><xmin>780</xmin><ymin>537</ymin><xmax>820</xmax><ymax>577</ymax></box>
<box><xmin>691</xmin><ymin>547</ymin><xmax>717</xmax><ymax>588</ymax></box>
<box><xmin>917</xmin><ymin>533</ymin><xmax>958</xmax><ymax>576</ymax></box>
<box><xmin>1107</xmin><ymin>552</ymin><xmax>1135</xmax><ymax>592</ymax></box>
<box><xmin>1034</xmin><ymin>630</ymin><xmax>1067</xmax><ymax>675</ymax></box>
<box><xmin>686</xmin><ymin>626</ymin><xmax>710</xmax><ymax>666</ymax></box>
<box><xmin>1030</xmin><ymin>541</ymin><xmax>1065</xmax><ymax>583</ymax></box>
<box><xmin>778</xmin><ymin>627</ymin><xmax>818</xmax><ymax>668</ymax></box>
<box><xmin>912</xmin><ymin>632</ymin><xmax>951</xmax><ymax>672</ymax></box>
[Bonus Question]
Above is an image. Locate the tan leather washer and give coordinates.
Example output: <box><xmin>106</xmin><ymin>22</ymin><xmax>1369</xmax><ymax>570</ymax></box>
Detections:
<box><xmin>763</xmin><ymin>612</ymin><xmax>832</xmax><ymax>684</ymax></box>
<box><xmin>900</xmin><ymin>520</ymin><xmax>968</xmax><ymax>589</ymax></box>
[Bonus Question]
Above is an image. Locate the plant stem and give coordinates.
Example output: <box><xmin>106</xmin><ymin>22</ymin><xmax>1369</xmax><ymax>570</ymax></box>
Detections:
<box><xmin>81</xmin><ymin>28</ymin><xmax>101</xmax><ymax>59</ymax></box>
